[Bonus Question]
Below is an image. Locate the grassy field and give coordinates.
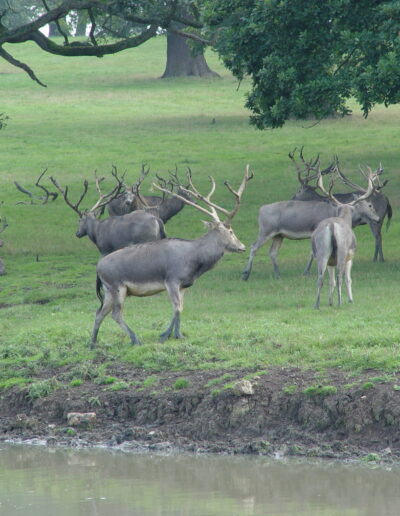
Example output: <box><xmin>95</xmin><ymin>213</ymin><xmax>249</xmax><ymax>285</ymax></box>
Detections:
<box><xmin>0</xmin><ymin>36</ymin><xmax>399</xmax><ymax>390</ymax></box>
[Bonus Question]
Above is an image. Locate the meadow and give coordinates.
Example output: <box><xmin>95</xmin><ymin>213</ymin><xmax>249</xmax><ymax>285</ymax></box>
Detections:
<box><xmin>0</xmin><ymin>36</ymin><xmax>399</xmax><ymax>390</ymax></box>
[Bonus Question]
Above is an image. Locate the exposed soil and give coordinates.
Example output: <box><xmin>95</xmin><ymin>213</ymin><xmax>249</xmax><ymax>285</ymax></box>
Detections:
<box><xmin>2</xmin><ymin>365</ymin><xmax>400</xmax><ymax>462</ymax></box>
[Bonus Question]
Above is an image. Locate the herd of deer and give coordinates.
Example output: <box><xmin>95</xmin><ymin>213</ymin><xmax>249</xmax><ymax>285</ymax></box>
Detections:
<box><xmin>3</xmin><ymin>149</ymin><xmax>392</xmax><ymax>345</ymax></box>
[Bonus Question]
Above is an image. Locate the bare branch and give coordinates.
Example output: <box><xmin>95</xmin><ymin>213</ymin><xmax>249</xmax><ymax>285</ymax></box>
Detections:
<box><xmin>0</xmin><ymin>47</ymin><xmax>46</xmax><ymax>87</ymax></box>
<box><xmin>169</xmin><ymin>28</ymin><xmax>212</xmax><ymax>46</ymax></box>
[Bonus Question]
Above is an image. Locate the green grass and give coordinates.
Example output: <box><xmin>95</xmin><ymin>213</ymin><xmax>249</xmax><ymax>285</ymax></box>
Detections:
<box><xmin>0</xmin><ymin>36</ymin><xmax>400</xmax><ymax>389</ymax></box>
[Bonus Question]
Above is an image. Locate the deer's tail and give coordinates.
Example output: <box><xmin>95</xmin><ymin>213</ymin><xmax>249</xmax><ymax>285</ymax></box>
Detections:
<box><xmin>386</xmin><ymin>199</ymin><xmax>392</xmax><ymax>231</ymax></box>
<box><xmin>96</xmin><ymin>274</ymin><xmax>104</xmax><ymax>308</ymax></box>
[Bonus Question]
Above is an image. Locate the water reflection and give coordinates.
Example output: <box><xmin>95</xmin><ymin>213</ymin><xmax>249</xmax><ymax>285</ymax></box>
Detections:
<box><xmin>1</xmin><ymin>443</ymin><xmax>400</xmax><ymax>516</ymax></box>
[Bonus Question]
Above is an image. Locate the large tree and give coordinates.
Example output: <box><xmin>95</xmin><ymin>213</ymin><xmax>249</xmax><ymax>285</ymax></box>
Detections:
<box><xmin>2</xmin><ymin>1</ymin><xmax>400</xmax><ymax>128</ymax></box>
<box><xmin>203</xmin><ymin>0</ymin><xmax>400</xmax><ymax>128</ymax></box>
<box><xmin>0</xmin><ymin>0</ymin><xmax>215</xmax><ymax>86</ymax></box>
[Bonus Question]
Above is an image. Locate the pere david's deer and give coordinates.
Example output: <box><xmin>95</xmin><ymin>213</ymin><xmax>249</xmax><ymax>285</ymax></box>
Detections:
<box><xmin>50</xmin><ymin>172</ymin><xmax>166</xmax><ymax>256</ymax></box>
<box><xmin>90</xmin><ymin>166</ymin><xmax>253</xmax><ymax>348</ymax></box>
<box><xmin>311</xmin><ymin>169</ymin><xmax>378</xmax><ymax>309</ymax></box>
<box><xmin>241</xmin><ymin>160</ymin><xmax>380</xmax><ymax>280</ymax></box>
<box><xmin>289</xmin><ymin>149</ymin><xmax>392</xmax><ymax>267</ymax></box>
<box><xmin>107</xmin><ymin>165</ymin><xmax>190</xmax><ymax>223</ymax></box>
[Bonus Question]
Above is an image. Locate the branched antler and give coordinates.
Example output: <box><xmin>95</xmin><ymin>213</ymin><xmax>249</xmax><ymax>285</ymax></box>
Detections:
<box><xmin>153</xmin><ymin>165</ymin><xmax>253</xmax><ymax>223</ymax></box>
<box><xmin>15</xmin><ymin>170</ymin><xmax>58</xmax><ymax>204</ymax></box>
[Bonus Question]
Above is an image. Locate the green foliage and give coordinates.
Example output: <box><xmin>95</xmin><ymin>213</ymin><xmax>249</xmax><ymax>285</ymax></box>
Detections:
<box><xmin>27</xmin><ymin>378</ymin><xmax>60</xmax><ymax>400</ymax></box>
<box><xmin>141</xmin><ymin>376</ymin><xmax>160</xmax><ymax>389</ymax></box>
<box><xmin>362</xmin><ymin>382</ymin><xmax>375</xmax><ymax>390</ymax></box>
<box><xmin>362</xmin><ymin>453</ymin><xmax>381</xmax><ymax>462</ymax></box>
<box><xmin>173</xmin><ymin>378</ymin><xmax>190</xmax><ymax>390</ymax></box>
<box><xmin>283</xmin><ymin>385</ymin><xmax>298</xmax><ymax>395</ymax></box>
<box><xmin>106</xmin><ymin>380</ymin><xmax>129</xmax><ymax>391</ymax></box>
<box><xmin>69</xmin><ymin>379</ymin><xmax>83</xmax><ymax>387</ymax></box>
<box><xmin>205</xmin><ymin>373</ymin><xmax>234</xmax><ymax>388</ymax></box>
<box><xmin>95</xmin><ymin>376</ymin><xmax>116</xmax><ymax>385</ymax></box>
<box><xmin>303</xmin><ymin>385</ymin><xmax>338</xmax><ymax>397</ymax></box>
<box><xmin>88</xmin><ymin>396</ymin><xmax>101</xmax><ymax>408</ymax></box>
<box><xmin>204</xmin><ymin>0</ymin><xmax>400</xmax><ymax>128</ymax></box>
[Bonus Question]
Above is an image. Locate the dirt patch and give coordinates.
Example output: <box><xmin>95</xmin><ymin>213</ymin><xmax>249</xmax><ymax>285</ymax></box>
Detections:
<box><xmin>1</xmin><ymin>366</ymin><xmax>400</xmax><ymax>461</ymax></box>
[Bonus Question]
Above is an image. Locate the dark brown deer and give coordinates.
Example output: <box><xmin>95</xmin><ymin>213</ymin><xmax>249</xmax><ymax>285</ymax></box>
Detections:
<box><xmin>50</xmin><ymin>172</ymin><xmax>166</xmax><ymax>256</ymax></box>
<box><xmin>311</xmin><ymin>169</ymin><xmax>378</xmax><ymax>309</ymax></box>
<box><xmin>290</xmin><ymin>149</ymin><xmax>392</xmax><ymax>266</ymax></box>
<box><xmin>91</xmin><ymin>166</ymin><xmax>253</xmax><ymax>347</ymax></box>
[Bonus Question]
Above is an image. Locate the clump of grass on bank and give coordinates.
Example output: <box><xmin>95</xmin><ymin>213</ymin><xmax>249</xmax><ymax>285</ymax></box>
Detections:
<box><xmin>0</xmin><ymin>37</ymin><xmax>400</xmax><ymax>390</ymax></box>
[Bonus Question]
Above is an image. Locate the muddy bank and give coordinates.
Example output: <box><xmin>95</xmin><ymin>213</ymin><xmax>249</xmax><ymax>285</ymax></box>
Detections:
<box><xmin>1</xmin><ymin>366</ymin><xmax>400</xmax><ymax>461</ymax></box>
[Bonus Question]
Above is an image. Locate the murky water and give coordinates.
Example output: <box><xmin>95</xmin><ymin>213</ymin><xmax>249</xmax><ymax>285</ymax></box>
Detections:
<box><xmin>1</xmin><ymin>443</ymin><xmax>400</xmax><ymax>516</ymax></box>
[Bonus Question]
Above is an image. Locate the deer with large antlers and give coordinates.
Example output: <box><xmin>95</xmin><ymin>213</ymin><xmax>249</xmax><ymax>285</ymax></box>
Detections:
<box><xmin>290</xmin><ymin>150</ymin><xmax>392</xmax><ymax>266</ymax></box>
<box><xmin>90</xmin><ymin>166</ymin><xmax>253</xmax><ymax>347</ymax></box>
<box><xmin>107</xmin><ymin>165</ymin><xmax>190</xmax><ymax>222</ymax></box>
<box><xmin>51</xmin><ymin>171</ymin><xmax>166</xmax><ymax>256</ymax></box>
<box><xmin>311</xmin><ymin>169</ymin><xmax>378</xmax><ymax>309</ymax></box>
<box><xmin>242</xmin><ymin>156</ymin><xmax>380</xmax><ymax>280</ymax></box>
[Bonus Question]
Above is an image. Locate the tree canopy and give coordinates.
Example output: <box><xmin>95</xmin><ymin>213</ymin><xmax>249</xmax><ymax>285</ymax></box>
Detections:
<box><xmin>0</xmin><ymin>1</ymin><xmax>208</xmax><ymax>86</ymax></box>
<box><xmin>2</xmin><ymin>1</ymin><xmax>400</xmax><ymax>128</ymax></box>
<box><xmin>203</xmin><ymin>0</ymin><xmax>400</xmax><ymax>128</ymax></box>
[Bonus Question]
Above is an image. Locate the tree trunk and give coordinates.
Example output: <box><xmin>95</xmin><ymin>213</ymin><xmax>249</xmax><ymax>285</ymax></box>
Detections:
<box><xmin>75</xmin><ymin>11</ymin><xmax>88</xmax><ymax>37</ymax></box>
<box><xmin>161</xmin><ymin>30</ymin><xmax>219</xmax><ymax>78</ymax></box>
<box><xmin>48</xmin><ymin>22</ymin><xmax>60</xmax><ymax>37</ymax></box>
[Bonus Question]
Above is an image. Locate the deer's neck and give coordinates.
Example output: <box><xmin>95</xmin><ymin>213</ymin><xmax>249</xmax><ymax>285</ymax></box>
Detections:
<box><xmin>337</xmin><ymin>205</ymin><xmax>353</xmax><ymax>226</ymax></box>
<box><xmin>85</xmin><ymin>216</ymin><xmax>101</xmax><ymax>243</ymax></box>
<box><xmin>192</xmin><ymin>230</ymin><xmax>226</xmax><ymax>276</ymax></box>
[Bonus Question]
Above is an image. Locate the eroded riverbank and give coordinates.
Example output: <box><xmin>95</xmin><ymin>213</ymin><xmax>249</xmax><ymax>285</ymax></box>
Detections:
<box><xmin>1</xmin><ymin>366</ymin><xmax>400</xmax><ymax>462</ymax></box>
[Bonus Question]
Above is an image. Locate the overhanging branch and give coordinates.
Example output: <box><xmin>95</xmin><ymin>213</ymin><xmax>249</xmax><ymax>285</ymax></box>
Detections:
<box><xmin>29</xmin><ymin>25</ymin><xmax>158</xmax><ymax>57</ymax></box>
<box><xmin>0</xmin><ymin>47</ymin><xmax>46</xmax><ymax>87</ymax></box>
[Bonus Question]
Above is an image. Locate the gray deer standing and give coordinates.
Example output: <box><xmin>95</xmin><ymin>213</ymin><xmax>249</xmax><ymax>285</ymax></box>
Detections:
<box><xmin>290</xmin><ymin>149</ymin><xmax>392</xmax><ymax>266</ymax></box>
<box><xmin>51</xmin><ymin>173</ymin><xmax>166</xmax><ymax>255</ymax></box>
<box><xmin>242</xmin><ymin>158</ymin><xmax>381</xmax><ymax>280</ymax></box>
<box><xmin>91</xmin><ymin>166</ymin><xmax>253</xmax><ymax>347</ymax></box>
<box><xmin>311</xmin><ymin>169</ymin><xmax>378</xmax><ymax>309</ymax></box>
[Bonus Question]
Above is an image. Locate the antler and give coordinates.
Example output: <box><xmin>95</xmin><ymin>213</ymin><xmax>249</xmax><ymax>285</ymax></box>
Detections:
<box><xmin>132</xmin><ymin>164</ymin><xmax>152</xmax><ymax>208</ymax></box>
<box><xmin>14</xmin><ymin>170</ymin><xmax>58</xmax><ymax>205</ymax></box>
<box><xmin>289</xmin><ymin>147</ymin><xmax>324</xmax><ymax>185</ymax></box>
<box><xmin>317</xmin><ymin>164</ymin><xmax>375</xmax><ymax>206</ymax></box>
<box><xmin>50</xmin><ymin>176</ymin><xmax>88</xmax><ymax>217</ymax></box>
<box><xmin>152</xmin><ymin>165</ymin><xmax>253</xmax><ymax>223</ymax></box>
<box><xmin>316</xmin><ymin>167</ymin><xmax>340</xmax><ymax>205</ymax></box>
<box><xmin>223</xmin><ymin>164</ymin><xmax>254</xmax><ymax>222</ymax></box>
<box><xmin>88</xmin><ymin>171</ymin><xmax>122</xmax><ymax>213</ymax></box>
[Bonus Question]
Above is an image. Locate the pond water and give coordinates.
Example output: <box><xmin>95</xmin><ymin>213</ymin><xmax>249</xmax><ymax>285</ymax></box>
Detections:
<box><xmin>1</xmin><ymin>443</ymin><xmax>400</xmax><ymax>516</ymax></box>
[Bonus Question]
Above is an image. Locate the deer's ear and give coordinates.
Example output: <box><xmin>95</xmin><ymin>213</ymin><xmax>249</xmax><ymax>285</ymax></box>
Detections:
<box><xmin>201</xmin><ymin>220</ymin><xmax>214</xmax><ymax>230</ymax></box>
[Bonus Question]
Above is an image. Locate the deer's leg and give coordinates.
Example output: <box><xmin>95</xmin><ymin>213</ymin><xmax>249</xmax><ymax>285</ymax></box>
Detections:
<box><xmin>345</xmin><ymin>259</ymin><xmax>353</xmax><ymax>303</ymax></box>
<box><xmin>314</xmin><ymin>255</ymin><xmax>330</xmax><ymax>309</ymax></box>
<box><xmin>327</xmin><ymin>265</ymin><xmax>336</xmax><ymax>306</ymax></box>
<box><xmin>303</xmin><ymin>252</ymin><xmax>314</xmax><ymax>276</ymax></box>
<box><xmin>111</xmin><ymin>287</ymin><xmax>142</xmax><ymax>345</ymax></box>
<box><xmin>335</xmin><ymin>267</ymin><xmax>344</xmax><ymax>306</ymax></box>
<box><xmin>370</xmin><ymin>222</ymin><xmax>384</xmax><ymax>262</ymax></box>
<box><xmin>241</xmin><ymin>232</ymin><xmax>270</xmax><ymax>281</ymax></box>
<box><xmin>160</xmin><ymin>283</ymin><xmax>184</xmax><ymax>342</ymax></box>
<box><xmin>90</xmin><ymin>288</ymin><xmax>113</xmax><ymax>349</ymax></box>
<box><xmin>269</xmin><ymin>235</ymin><xmax>283</xmax><ymax>279</ymax></box>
